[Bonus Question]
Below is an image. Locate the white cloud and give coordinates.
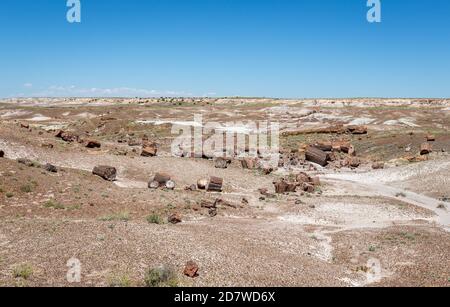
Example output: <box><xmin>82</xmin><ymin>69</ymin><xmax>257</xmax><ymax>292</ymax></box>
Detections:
<box><xmin>30</xmin><ymin>85</ymin><xmax>196</xmax><ymax>98</ymax></box>
<box><xmin>23</xmin><ymin>83</ymin><xmax>33</xmax><ymax>88</ymax></box>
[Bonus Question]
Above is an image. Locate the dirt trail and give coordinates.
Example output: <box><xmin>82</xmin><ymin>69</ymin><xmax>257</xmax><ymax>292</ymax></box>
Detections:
<box><xmin>322</xmin><ymin>175</ymin><xmax>450</xmax><ymax>230</ymax></box>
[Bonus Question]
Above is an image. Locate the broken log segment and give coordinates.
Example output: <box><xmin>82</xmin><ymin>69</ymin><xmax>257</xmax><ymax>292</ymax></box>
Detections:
<box><xmin>152</xmin><ymin>173</ymin><xmax>171</xmax><ymax>186</ymax></box>
<box><xmin>305</xmin><ymin>146</ymin><xmax>329</xmax><ymax>167</ymax></box>
<box><xmin>206</xmin><ymin>176</ymin><xmax>223</xmax><ymax>192</ymax></box>
<box><xmin>420</xmin><ymin>143</ymin><xmax>433</xmax><ymax>155</ymax></box>
<box><xmin>93</xmin><ymin>165</ymin><xmax>117</xmax><ymax>181</ymax></box>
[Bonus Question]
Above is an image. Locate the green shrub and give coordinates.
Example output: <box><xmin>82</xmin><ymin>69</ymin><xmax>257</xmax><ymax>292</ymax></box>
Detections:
<box><xmin>13</xmin><ymin>264</ymin><xmax>33</xmax><ymax>280</ymax></box>
<box><xmin>147</xmin><ymin>214</ymin><xmax>164</xmax><ymax>225</ymax></box>
<box><xmin>144</xmin><ymin>266</ymin><xmax>178</xmax><ymax>287</ymax></box>
<box><xmin>99</xmin><ymin>211</ymin><xmax>130</xmax><ymax>222</ymax></box>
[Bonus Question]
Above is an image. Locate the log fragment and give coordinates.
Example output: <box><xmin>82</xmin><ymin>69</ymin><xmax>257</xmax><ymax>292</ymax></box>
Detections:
<box><xmin>207</xmin><ymin>176</ymin><xmax>223</xmax><ymax>192</ymax></box>
<box><xmin>305</xmin><ymin>147</ymin><xmax>329</xmax><ymax>166</ymax></box>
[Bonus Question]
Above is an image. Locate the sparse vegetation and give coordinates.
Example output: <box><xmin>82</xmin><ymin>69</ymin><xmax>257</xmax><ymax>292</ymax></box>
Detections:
<box><xmin>144</xmin><ymin>266</ymin><xmax>178</xmax><ymax>287</ymax></box>
<box><xmin>13</xmin><ymin>264</ymin><xmax>33</xmax><ymax>280</ymax></box>
<box><xmin>99</xmin><ymin>211</ymin><xmax>130</xmax><ymax>222</ymax></box>
<box><xmin>108</xmin><ymin>274</ymin><xmax>133</xmax><ymax>287</ymax></box>
<box><xmin>147</xmin><ymin>214</ymin><xmax>164</xmax><ymax>225</ymax></box>
<box><xmin>20</xmin><ymin>184</ymin><xmax>33</xmax><ymax>193</ymax></box>
<box><xmin>43</xmin><ymin>200</ymin><xmax>65</xmax><ymax>210</ymax></box>
<box><xmin>6</xmin><ymin>192</ymin><xmax>14</xmax><ymax>198</ymax></box>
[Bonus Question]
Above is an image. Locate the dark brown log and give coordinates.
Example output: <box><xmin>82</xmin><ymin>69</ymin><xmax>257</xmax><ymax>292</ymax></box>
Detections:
<box><xmin>152</xmin><ymin>173</ymin><xmax>171</xmax><ymax>186</ymax></box>
<box><xmin>274</xmin><ymin>180</ymin><xmax>297</xmax><ymax>194</ymax></box>
<box><xmin>346</xmin><ymin>125</ymin><xmax>368</xmax><ymax>135</ymax></box>
<box><xmin>207</xmin><ymin>176</ymin><xmax>223</xmax><ymax>192</ymax></box>
<box><xmin>305</xmin><ymin>147</ymin><xmax>329</xmax><ymax>167</ymax></box>
<box><xmin>314</xmin><ymin>142</ymin><xmax>333</xmax><ymax>152</ymax></box>
<box><xmin>420</xmin><ymin>143</ymin><xmax>433</xmax><ymax>155</ymax></box>
<box><xmin>141</xmin><ymin>142</ymin><xmax>157</xmax><ymax>157</ymax></box>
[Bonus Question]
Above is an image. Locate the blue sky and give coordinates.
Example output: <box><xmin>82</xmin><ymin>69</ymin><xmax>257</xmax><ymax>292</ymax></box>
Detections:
<box><xmin>1</xmin><ymin>0</ymin><xmax>449</xmax><ymax>98</ymax></box>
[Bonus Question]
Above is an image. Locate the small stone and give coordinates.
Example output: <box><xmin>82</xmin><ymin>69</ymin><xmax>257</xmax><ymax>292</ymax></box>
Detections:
<box><xmin>149</xmin><ymin>181</ymin><xmax>160</xmax><ymax>189</ymax></box>
<box><xmin>183</xmin><ymin>261</ymin><xmax>199</xmax><ymax>278</ymax></box>
<box><xmin>165</xmin><ymin>180</ymin><xmax>176</xmax><ymax>190</ymax></box>
<box><xmin>92</xmin><ymin>165</ymin><xmax>117</xmax><ymax>181</ymax></box>
<box><xmin>197</xmin><ymin>179</ymin><xmax>208</xmax><ymax>190</ymax></box>
<box><xmin>85</xmin><ymin>139</ymin><xmax>101</xmax><ymax>148</ymax></box>
<box><xmin>168</xmin><ymin>213</ymin><xmax>182</xmax><ymax>224</ymax></box>
<box><xmin>43</xmin><ymin>163</ymin><xmax>57</xmax><ymax>173</ymax></box>
<box><xmin>208</xmin><ymin>208</ymin><xmax>217</xmax><ymax>217</ymax></box>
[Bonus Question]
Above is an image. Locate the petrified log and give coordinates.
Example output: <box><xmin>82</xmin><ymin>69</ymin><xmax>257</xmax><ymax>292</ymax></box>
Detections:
<box><xmin>207</xmin><ymin>176</ymin><xmax>223</xmax><ymax>192</ymax></box>
<box><xmin>305</xmin><ymin>147</ymin><xmax>329</xmax><ymax>167</ymax></box>
<box><xmin>93</xmin><ymin>165</ymin><xmax>117</xmax><ymax>181</ymax></box>
<box><xmin>426</xmin><ymin>135</ymin><xmax>436</xmax><ymax>142</ymax></box>
<box><xmin>85</xmin><ymin>139</ymin><xmax>101</xmax><ymax>148</ymax></box>
<box><xmin>372</xmin><ymin>162</ymin><xmax>385</xmax><ymax>169</ymax></box>
<box><xmin>346</xmin><ymin>125</ymin><xmax>368</xmax><ymax>135</ymax></box>
<box><xmin>274</xmin><ymin>180</ymin><xmax>297</xmax><ymax>194</ymax></box>
<box><xmin>168</xmin><ymin>213</ymin><xmax>182</xmax><ymax>224</ymax></box>
<box><xmin>141</xmin><ymin>142</ymin><xmax>158</xmax><ymax>157</ymax></box>
<box><xmin>153</xmin><ymin>173</ymin><xmax>171</xmax><ymax>185</ymax></box>
<box><xmin>214</xmin><ymin>157</ymin><xmax>231</xmax><ymax>169</ymax></box>
<box><xmin>55</xmin><ymin>130</ymin><xmax>79</xmax><ymax>143</ymax></box>
<box><xmin>314</xmin><ymin>142</ymin><xmax>333</xmax><ymax>152</ymax></box>
<box><xmin>420</xmin><ymin>143</ymin><xmax>433</xmax><ymax>155</ymax></box>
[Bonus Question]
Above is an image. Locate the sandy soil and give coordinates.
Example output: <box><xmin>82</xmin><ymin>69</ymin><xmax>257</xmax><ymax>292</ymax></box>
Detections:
<box><xmin>0</xmin><ymin>97</ymin><xmax>449</xmax><ymax>287</ymax></box>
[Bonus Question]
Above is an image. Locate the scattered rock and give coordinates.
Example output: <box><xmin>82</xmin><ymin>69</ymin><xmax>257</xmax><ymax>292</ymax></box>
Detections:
<box><xmin>165</xmin><ymin>180</ymin><xmax>176</xmax><ymax>190</ymax></box>
<box><xmin>420</xmin><ymin>143</ymin><xmax>433</xmax><ymax>155</ymax></box>
<box><xmin>306</xmin><ymin>147</ymin><xmax>329</xmax><ymax>167</ymax></box>
<box><xmin>168</xmin><ymin>213</ymin><xmax>182</xmax><ymax>224</ymax></box>
<box><xmin>55</xmin><ymin>130</ymin><xmax>78</xmax><ymax>143</ymax></box>
<box><xmin>208</xmin><ymin>208</ymin><xmax>217</xmax><ymax>217</ymax></box>
<box><xmin>17</xmin><ymin>158</ymin><xmax>36</xmax><ymax>167</ymax></box>
<box><xmin>41</xmin><ymin>143</ymin><xmax>54</xmax><ymax>149</ymax></box>
<box><xmin>426</xmin><ymin>135</ymin><xmax>436</xmax><ymax>142</ymax></box>
<box><xmin>347</xmin><ymin>125</ymin><xmax>368</xmax><ymax>135</ymax></box>
<box><xmin>341</xmin><ymin>157</ymin><xmax>361</xmax><ymax>168</ymax></box>
<box><xmin>184</xmin><ymin>184</ymin><xmax>197</xmax><ymax>191</ymax></box>
<box><xmin>302</xmin><ymin>182</ymin><xmax>315</xmax><ymax>193</ymax></box>
<box><xmin>274</xmin><ymin>179</ymin><xmax>297</xmax><ymax>194</ymax></box>
<box><xmin>127</xmin><ymin>139</ymin><xmax>142</xmax><ymax>147</ymax></box>
<box><xmin>141</xmin><ymin>143</ymin><xmax>158</xmax><ymax>157</ymax></box>
<box><xmin>20</xmin><ymin>123</ymin><xmax>30</xmax><ymax>129</ymax></box>
<box><xmin>151</xmin><ymin>173</ymin><xmax>171</xmax><ymax>187</ymax></box>
<box><xmin>92</xmin><ymin>165</ymin><xmax>117</xmax><ymax>181</ymax></box>
<box><xmin>197</xmin><ymin>178</ymin><xmax>208</xmax><ymax>190</ymax></box>
<box><xmin>85</xmin><ymin>139</ymin><xmax>101</xmax><ymax>149</ymax></box>
<box><xmin>240</xmin><ymin>158</ymin><xmax>258</xmax><ymax>169</ymax></box>
<box><xmin>372</xmin><ymin>162</ymin><xmax>385</xmax><ymax>170</ymax></box>
<box><xmin>348</xmin><ymin>145</ymin><xmax>356</xmax><ymax>156</ymax></box>
<box><xmin>206</xmin><ymin>176</ymin><xmax>223</xmax><ymax>192</ymax></box>
<box><xmin>43</xmin><ymin>163</ymin><xmax>57</xmax><ymax>173</ymax></box>
<box><xmin>214</xmin><ymin>157</ymin><xmax>231</xmax><ymax>169</ymax></box>
<box><xmin>149</xmin><ymin>181</ymin><xmax>160</xmax><ymax>189</ymax></box>
<box><xmin>200</xmin><ymin>200</ymin><xmax>216</xmax><ymax>209</ymax></box>
<box><xmin>183</xmin><ymin>261</ymin><xmax>199</xmax><ymax>278</ymax></box>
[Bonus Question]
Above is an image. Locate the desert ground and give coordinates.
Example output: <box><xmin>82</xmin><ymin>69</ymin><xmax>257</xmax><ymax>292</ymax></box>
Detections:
<box><xmin>0</xmin><ymin>97</ymin><xmax>449</xmax><ymax>287</ymax></box>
